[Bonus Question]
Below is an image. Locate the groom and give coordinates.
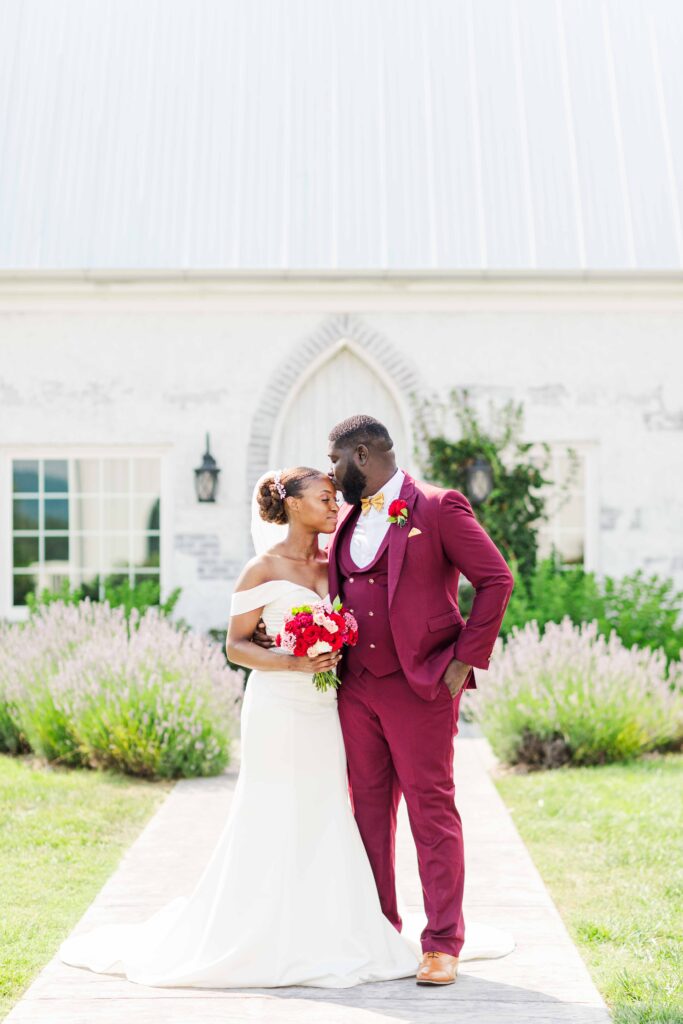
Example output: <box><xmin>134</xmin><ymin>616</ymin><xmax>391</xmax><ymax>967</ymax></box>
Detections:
<box><xmin>323</xmin><ymin>414</ymin><xmax>514</xmax><ymax>985</ymax></box>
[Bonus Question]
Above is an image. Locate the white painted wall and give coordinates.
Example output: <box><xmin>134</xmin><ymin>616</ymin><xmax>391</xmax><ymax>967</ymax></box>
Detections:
<box><xmin>0</xmin><ymin>275</ymin><xmax>681</xmax><ymax>631</ymax></box>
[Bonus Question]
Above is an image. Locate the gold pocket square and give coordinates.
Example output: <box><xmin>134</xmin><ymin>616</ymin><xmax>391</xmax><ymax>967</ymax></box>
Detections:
<box><xmin>408</xmin><ymin>527</ymin><xmax>422</xmax><ymax>538</ymax></box>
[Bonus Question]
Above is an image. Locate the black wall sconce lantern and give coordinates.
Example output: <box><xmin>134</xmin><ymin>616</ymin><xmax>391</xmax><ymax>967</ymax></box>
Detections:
<box><xmin>194</xmin><ymin>433</ymin><xmax>220</xmax><ymax>502</ymax></box>
<box><xmin>465</xmin><ymin>457</ymin><xmax>493</xmax><ymax>505</ymax></box>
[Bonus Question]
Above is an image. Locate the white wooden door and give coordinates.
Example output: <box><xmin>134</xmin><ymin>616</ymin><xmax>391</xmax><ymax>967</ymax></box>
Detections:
<box><xmin>271</xmin><ymin>342</ymin><xmax>410</xmax><ymax>473</ymax></box>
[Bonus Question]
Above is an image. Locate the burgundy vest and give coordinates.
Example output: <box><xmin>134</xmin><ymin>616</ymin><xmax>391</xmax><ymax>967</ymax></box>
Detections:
<box><xmin>338</xmin><ymin>512</ymin><xmax>402</xmax><ymax>678</ymax></box>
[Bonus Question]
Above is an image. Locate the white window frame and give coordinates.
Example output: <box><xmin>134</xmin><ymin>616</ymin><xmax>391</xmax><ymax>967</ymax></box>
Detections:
<box><xmin>0</xmin><ymin>445</ymin><xmax>173</xmax><ymax>622</ymax></box>
<box><xmin>529</xmin><ymin>439</ymin><xmax>600</xmax><ymax>573</ymax></box>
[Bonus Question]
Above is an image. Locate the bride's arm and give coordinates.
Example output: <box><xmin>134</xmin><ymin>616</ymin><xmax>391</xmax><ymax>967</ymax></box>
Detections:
<box><xmin>226</xmin><ymin>562</ymin><xmax>341</xmax><ymax>675</ymax></box>
<box><xmin>227</xmin><ymin>605</ymin><xmax>292</xmax><ymax>671</ymax></box>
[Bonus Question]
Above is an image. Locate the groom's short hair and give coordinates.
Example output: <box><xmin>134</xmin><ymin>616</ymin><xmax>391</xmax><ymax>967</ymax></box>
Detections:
<box><xmin>329</xmin><ymin>414</ymin><xmax>393</xmax><ymax>452</ymax></box>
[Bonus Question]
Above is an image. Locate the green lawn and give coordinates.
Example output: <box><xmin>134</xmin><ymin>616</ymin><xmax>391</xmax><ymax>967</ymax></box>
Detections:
<box><xmin>0</xmin><ymin>754</ymin><xmax>172</xmax><ymax>1019</ymax></box>
<box><xmin>494</xmin><ymin>753</ymin><xmax>683</xmax><ymax>1024</ymax></box>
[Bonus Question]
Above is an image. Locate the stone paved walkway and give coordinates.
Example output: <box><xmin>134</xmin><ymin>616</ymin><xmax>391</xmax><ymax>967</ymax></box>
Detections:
<box><xmin>5</xmin><ymin>723</ymin><xmax>611</xmax><ymax>1023</ymax></box>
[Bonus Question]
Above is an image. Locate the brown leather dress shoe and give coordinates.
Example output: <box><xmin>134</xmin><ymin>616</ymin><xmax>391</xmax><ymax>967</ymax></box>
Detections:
<box><xmin>416</xmin><ymin>950</ymin><xmax>459</xmax><ymax>985</ymax></box>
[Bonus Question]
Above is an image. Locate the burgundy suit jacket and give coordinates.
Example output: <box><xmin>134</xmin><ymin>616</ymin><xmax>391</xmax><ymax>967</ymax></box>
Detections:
<box><xmin>325</xmin><ymin>471</ymin><xmax>514</xmax><ymax>702</ymax></box>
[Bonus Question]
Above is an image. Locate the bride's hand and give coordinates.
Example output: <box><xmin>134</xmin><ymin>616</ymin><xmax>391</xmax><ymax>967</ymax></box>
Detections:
<box><xmin>301</xmin><ymin>651</ymin><xmax>342</xmax><ymax>675</ymax></box>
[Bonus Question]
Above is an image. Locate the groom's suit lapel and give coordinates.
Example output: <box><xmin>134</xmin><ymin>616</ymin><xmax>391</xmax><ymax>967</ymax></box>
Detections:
<box><xmin>388</xmin><ymin>472</ymin><xmax>417</xmax><ymax>608</ymax></box>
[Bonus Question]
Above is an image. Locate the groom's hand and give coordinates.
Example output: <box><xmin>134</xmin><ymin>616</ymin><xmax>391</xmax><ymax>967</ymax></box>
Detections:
<box><xmin>251</xmin><ymin>619</ymin><xmax>275</xmax><ymax>648</ymax></box>
<box><xmin>443</xmin><ymin>657</ymin><xmax>472</xmax><ymax>699</ymax></box>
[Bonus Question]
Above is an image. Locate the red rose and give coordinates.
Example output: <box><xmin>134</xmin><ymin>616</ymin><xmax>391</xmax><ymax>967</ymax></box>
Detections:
<box><xmin>331</xmin><ymin>632</ymin><xmax>344</xmax><ymax>651</ymax></box>
<box><xmin>303</xmin><ymin>625</ymin><xmax>321</xmax><ymax>644</ymax></box>
<box><xmin>294</xmin><ymin>639</ymin><xmax>308</xmax><ymax>657</ymax></box>
<box><xmin>387</xmin><ymin>498</ymin><xmax>409</xmax><ymax>527</ymax></box>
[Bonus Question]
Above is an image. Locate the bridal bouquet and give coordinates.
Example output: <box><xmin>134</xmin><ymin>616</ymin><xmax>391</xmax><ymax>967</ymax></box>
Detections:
<box><xmin>275</xmin><ymin>595</ymin><xmax>358</xmax><ymax>692</ymax></box>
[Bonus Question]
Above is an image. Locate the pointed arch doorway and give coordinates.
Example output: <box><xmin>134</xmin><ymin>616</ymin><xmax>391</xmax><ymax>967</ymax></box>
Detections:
<box><xmin>270</xmin><ymin>338</ymin><xmax>411</xmax><ymax>473</ymax></box>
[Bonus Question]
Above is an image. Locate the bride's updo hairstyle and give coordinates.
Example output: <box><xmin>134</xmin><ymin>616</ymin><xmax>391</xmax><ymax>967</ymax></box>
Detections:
<box><xmin>256</xmin><ymin>467</ymin><xmax>323</xmax><ymax>525</ymax></box>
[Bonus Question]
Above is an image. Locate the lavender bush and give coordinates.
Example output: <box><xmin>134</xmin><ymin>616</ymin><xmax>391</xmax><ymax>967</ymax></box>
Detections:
<box><xmin>474</xmin><ymin>617</ymin><xmax>683</xmax><ymax>768</ymax></box>
<box><xmin>0</xmin><ymin>621</ymin><xmax>26</xmax><ymax>754</ymax></box>
<box><xmin>0</xmin><ymin>603</ymin><xmax>97</xmax><ymax>762</ymax></box>
<box><xmin>0</xmin><ymin>600</ymin><xmax>244</xmax><ymax>778</ymax></box>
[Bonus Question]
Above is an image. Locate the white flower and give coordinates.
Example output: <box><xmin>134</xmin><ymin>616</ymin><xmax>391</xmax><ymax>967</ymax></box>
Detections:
<box><xmin>306</xmin><ymin>640</ymin><xmax>333</xmax><ymax>657</ymax></box>
<box><xmin>312</xmin><ymin>607</ymin><xmax>338</xmax><ymax>632</ymax></box>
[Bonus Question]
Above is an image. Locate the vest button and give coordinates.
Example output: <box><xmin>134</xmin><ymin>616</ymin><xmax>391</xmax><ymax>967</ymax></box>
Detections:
<box><xmin>349</xmin><ymin>577</ymin><xmax>354</xmax><ymax>582</ymax></box>
<box><xmin>368</xmin><ymin>610</ymin><xmax>374</xmax><ymax>616</ymax></box>
<box><xmin>370</xmin><ymin>643</ymin><xmax>376</xmax><ymax>648</ymax></box>
<box><xmin>369</xmin><ymin>578</ymin><xmax>374</xmax><ymax>584</ymax></box>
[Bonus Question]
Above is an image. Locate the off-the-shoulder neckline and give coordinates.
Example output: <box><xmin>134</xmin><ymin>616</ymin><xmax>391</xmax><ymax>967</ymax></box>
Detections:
<box><xmin>233</xmin><ymin>580</ymin><xmax>330</xmax><ymax>602</ymax></box>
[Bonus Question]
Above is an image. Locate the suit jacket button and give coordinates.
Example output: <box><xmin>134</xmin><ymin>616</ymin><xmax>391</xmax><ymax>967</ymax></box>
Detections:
<box><xmin>368</xmin><ymin>610</ymin><xmax>374</xmax><ymax>616</ymax></box>
<box><xmin>349</xmin><ymin>577</ymin><xmax>354</xmax><ymax>582</ymax></box>
<box><xmin>370</xmin><ymin>643</ymin><xmax>376</xmax><ymax>648</ymax></box>
<box><xmin>369</xmin><ymin>578</ymin><xmax>374</xmax><ymax>584</ymax></box>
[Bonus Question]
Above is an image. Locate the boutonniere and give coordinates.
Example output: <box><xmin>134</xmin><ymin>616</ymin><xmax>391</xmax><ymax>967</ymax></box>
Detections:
<box><xmin>387</xmin><ymin>498</ymin><xmax>409</xmax><ymax>527</ymax></box>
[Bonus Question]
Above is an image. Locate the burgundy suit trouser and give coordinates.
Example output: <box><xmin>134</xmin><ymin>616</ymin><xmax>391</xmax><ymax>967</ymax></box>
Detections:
<box><xmin>337</xmin><ymin>664</ymin><xmax>465</xmax><ymax>957</ymax></box>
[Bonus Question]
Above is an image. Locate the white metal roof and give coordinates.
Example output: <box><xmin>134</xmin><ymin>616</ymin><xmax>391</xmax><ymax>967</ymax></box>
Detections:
<box><xmin>1</xmin><ymin>0</ymin><xmax>682</xmax><ymax>271</ymax></box>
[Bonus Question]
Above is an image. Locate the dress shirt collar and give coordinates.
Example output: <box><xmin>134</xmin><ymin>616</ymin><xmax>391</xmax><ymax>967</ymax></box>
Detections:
<box><xmin>367</xmin><ymin>466</ymin><xmax>404</xmax><ymax>513</ymax></box>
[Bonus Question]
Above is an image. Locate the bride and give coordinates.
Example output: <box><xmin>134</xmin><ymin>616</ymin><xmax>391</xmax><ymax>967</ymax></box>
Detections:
<box><xmin>58</xmin><ymin>466</ymin><xmax>420</xmax><ymax>988</ymax></box>
<box><xmin>58</xmin><ymin>464</ymin><xmax>512</xmax><ymax>988</ymax></box>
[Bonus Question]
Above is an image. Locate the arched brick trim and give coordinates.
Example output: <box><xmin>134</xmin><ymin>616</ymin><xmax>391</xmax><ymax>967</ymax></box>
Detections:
<box><xmin>246</xmin><ymin>314</ymin><xmax>427</xmax><ymax>499</ymax></box>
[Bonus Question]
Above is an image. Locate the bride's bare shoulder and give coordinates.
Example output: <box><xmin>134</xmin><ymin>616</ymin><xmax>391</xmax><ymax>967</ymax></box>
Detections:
<box><xmin>232</xmin><ymin>552</ymin><xmax>282</xmax><ymax>593</ymax></box>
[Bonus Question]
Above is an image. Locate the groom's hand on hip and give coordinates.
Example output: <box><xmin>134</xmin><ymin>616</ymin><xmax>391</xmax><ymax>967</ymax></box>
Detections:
<box><xmin>443</xmin><ymin>657</ymin><xmax>472</xmax><ymax>699</ymax></box>
<box><xmin>251</xmin><ymin>619</ymin><xmax>275</xmax><ymax>648</ymax></box>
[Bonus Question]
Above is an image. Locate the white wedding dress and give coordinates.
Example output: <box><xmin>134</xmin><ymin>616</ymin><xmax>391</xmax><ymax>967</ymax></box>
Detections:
<box><xmin>58</xmin><ymin>579</ymin><xmax>422</xmax><ymax>988</ymax></box>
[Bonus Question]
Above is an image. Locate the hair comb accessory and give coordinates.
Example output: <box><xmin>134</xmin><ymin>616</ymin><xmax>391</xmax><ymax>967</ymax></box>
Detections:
<box><xmin>273</xmin><ymin>470</ymin><xmax>287</xmax><ymax>500</ymax></box>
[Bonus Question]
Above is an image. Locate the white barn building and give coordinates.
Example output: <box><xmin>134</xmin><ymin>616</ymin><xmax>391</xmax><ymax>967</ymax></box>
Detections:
<box><xmin>1</xmin><ymin>0</ymin><xmax>682</xmax><ymax>630</ymax></box>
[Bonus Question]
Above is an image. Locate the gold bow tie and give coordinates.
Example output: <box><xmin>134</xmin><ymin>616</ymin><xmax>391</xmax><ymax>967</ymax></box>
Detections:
<box><xmin>361</xmin><ymin>491</ymin><xmax>385</xmax><ymax>514</ymax></box>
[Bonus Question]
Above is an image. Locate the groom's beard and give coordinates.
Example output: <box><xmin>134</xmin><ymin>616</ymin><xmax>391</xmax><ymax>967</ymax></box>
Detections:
<box><xmin>339</xmin><ymin>463</ymin><xmax>368</xmax><ymax>507</ymax></box>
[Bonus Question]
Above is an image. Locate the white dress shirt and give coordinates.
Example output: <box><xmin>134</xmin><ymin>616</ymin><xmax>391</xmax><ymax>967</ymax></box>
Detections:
<box><xmin>350</xmin><ymin>467</ymin><xmax>405</xmax><ymax>568</ymax></box>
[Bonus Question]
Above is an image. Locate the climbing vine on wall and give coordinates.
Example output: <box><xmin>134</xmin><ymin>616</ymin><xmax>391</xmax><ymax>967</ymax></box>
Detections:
<box><xmin>412</xmin><ymin>388</ymin><xmax>578</xmax><ymax>587</ymax></box>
